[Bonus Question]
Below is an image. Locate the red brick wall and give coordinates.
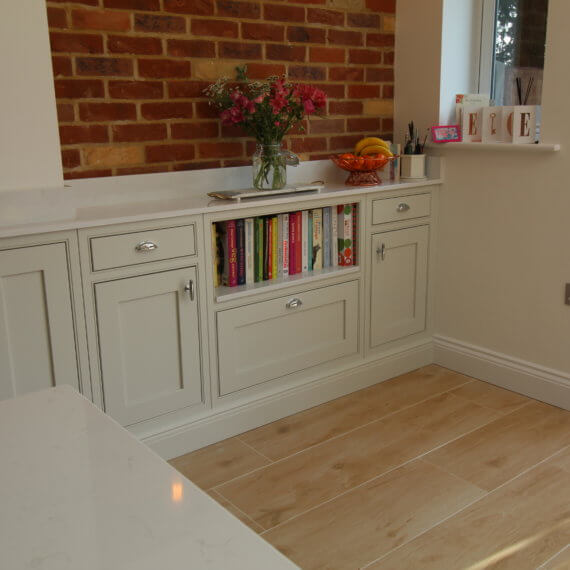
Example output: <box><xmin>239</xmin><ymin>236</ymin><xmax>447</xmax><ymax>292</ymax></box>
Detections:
<box><xmin>47</xmin><ymin>0</ymin><xmax>395</xmax><ymax>179</ymax></box>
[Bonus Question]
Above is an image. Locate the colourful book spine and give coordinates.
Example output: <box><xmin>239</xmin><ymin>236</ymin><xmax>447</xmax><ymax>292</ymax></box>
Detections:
<box><xmin>312</xmin><ymin>209</ymin><xmax>323</xmax><ymax>270</ymax></box>
<box><xmin>301</xmin><ymin>210</ymin><xmax>309</xmax><ymax>272</ymax></box>
<box><xmin>337</xmin><ymin>204</ymin><xmax>353</xmax><ymax>266</ymax></box>
<box><xmin>307</xmin><ymin>211</ymin><xmax>313</xmax><ymax>272</ymax></box>
<box><xmin>245</xmin><ymin>218</ymin><xmax>254</xmax><ymax>284</ymax></box>
<box><xmin>289</xmin><ymin>212</ymin><xmax>297</xmax><ymax>275</ymax></box>
<box><xmin>331</xmin><ymin>209</ymin><xmax>338</xmax><ymax>267</ymax></box>
<box><xmin>271</xmin><ymin>216</ymin><xmax>278</xmax><ymax>279</ymax></box>
<box><xmin>351</xmin><ymin>203</ymin><xmax>358</xmax><ymax>266</ymax></box>
<box><xmin>222</xmin><ymin>220</ymin><xmax>238</xmax><ymax>287</ymax></box>
<box><xmin>264</xmin><ymin>217</ymin><xmax>271</xmax><ymax>281</ymax></box>
<box><xmin>212</xmin><ymin>223</ymin><xmax>220</xmax><ymax>287</ymax></box>
<box><xmin>277</xmin><ymin>214</ymin><xmax>283</xmax><ymax>278</ymax></box>
<box><xmin>282</xmin><ymin>213</ymin><xmax>289</xmax><ymax>276</ymax></box>
<box><xmin>323</xmin><ymin>206</ymin><xmax>331</xmax><ymax>268</ymax></box>
<box><xmin>295</xmin><ymin>211</ymin><xmax>302</xmax><ymax>274</ymax></box>
<box><xmin>254</xmin><ymin>217</ymin><xmax>264</xmax><ymax>282</ymax></box>
<box><xmin>236</xmin><ymin>218</ymin><xmax>245</xmax><ymax>286</ymax></box>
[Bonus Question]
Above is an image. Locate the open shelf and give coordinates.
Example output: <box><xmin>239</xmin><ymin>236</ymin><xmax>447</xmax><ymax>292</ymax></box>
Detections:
<box><xmin>426</xmin><ymin>142</ymin><xmax>560</xmax><ymax>152</ymax></box>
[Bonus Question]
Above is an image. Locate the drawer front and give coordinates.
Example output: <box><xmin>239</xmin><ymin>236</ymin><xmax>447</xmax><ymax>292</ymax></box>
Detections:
<box><xmin>216</xmin><ymin>280</ymin><xmax>359</xmax><ymax>396</ymax></box>
<box><xmin>90</xmin><ymin>224</ymin><xmax>195</xmax><ymax>271</ymax></box>
<box><xmin>372</xmin><ymin>193</ymin><xmax>431</xmax><ymax>225</ymax></box>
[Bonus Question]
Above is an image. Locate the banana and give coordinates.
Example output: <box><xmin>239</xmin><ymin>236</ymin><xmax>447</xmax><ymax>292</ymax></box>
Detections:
<box><xmin>354</xmin><ymin>137</ymin><xmax>389</xmax><ymax>155</ymax></box>
<box><xmin>359</xmin><ymin>144</ymin><xmax>393</xmax><ymax>157</ymax></box>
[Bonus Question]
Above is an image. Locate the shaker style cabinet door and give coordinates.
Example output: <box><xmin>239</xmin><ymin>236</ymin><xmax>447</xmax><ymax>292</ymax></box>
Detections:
<box><xmin>95</xmin><ymin>267</ymin><xmax>203</xmax><ymax>426</ymax></box>
<box><xmin>370</xmin><ymin>226</ymin><xmax>429</xmax><ymax>348</ymax></box>
<box><xmin>0</xmin><ymin>243</ymin><xmax>80</xmax><ymax>400</ymax></box>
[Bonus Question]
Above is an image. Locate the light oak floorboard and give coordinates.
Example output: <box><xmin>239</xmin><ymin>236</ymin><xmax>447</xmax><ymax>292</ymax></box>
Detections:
<box><xmin>239</xmin><ymin>365</ymin><xmax>474</xmax><ymax>461</ymax></box>
<box><xmin>367</xmin><ymin>462</ymin><xmax>570</xmax><ymax>570</ymax></box>
<box><xmin>168</xmin><ymin>437</ymin><xmax>271</xmax><ymax>490</ymax></box>
<box><xmin>263</xmin><ymin>459</ymin><xmax>484</xmax><ymax>570</ymax></box>
<box><xmin>450</xmin><ymin>378</ymin><xmax>532</xmax><ymax>414</ymax></box>
<box><xmin>539</xmin><ymin>545</ymin><xmax>570</xmax><ymax>569</ymax></box>
<box><xmin>425</xmin><ymin>401</ymin><xmax>570</xmax><ymax>491</ymax></box>
<box><xmin>208</xmin><ymin>489</ymin><xmax>265</xmax><ymax>534</ymax></box>
<box><xmin>216</xmin><ymin>392</ymin><xmax>499</xmax><ymax>529</ymax></box>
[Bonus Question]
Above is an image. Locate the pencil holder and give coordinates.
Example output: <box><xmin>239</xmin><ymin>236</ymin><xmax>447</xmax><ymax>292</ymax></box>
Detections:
<box><xmin>400</xmin><ymin>154</ymin><xmax>426</xmax><ymax>180</ymax></box>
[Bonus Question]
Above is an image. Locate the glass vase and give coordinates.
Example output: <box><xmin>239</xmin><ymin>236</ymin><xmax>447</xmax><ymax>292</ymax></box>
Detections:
<box><xmin>252</xmin><ymin>143</ymin><xmax>299</xmax><ymax>191</ymax></box>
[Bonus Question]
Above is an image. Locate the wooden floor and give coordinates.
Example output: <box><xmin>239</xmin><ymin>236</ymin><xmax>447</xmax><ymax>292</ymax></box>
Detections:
<box><xmin>169</xmin><ymin>365</ymin><xmax>570</xmax><ymax>570</ymax></box>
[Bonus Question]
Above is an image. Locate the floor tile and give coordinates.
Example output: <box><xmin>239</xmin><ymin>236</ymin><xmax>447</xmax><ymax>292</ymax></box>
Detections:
<box><xmin>263</xmin><ymin>459</ymin><xmax>484</xmax><ymax>570</ymax></box>
<box><xmin>217</xmin><ymin>392</ymin><xmax>498</xmax><ymax>529</ymax></box>
<box><xmin>368</xmin><ymin>463</ymin><xmax>570</xmax><ymax>570</ymax></box>
<box><xmin>539</xmin><ymin>545</ymin><xmax>570</xmax><ymax>569</ymax></box>
<box><xmin>425</xmin><ymin>401</ymin><xmax>570</xmax><ymax>491</ymax></box>
<box><xmin>547</xmin><ymin>446</ymin><xmax>570</xmax><ymax>473</ymax></box>
<box><xmin>208</xmin><ymin>490</ymin><xmax>265</xmax><ymax>534</ymax></box>
<box><xmin>168</xmin><ymin>437</ymin><xmax>271</xmax><ymax>490</ymax></box>
<box><xmin>450</xmin><ymin>378</ymin><xmax>531</xmax><ymax>414</ymax></box>
<box><xmin>239</xmin><ymin>365</ymin><xmax>473</xmax><ymax>461</ymax></box>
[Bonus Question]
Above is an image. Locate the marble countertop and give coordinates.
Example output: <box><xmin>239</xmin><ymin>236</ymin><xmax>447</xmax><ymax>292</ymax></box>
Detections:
<box><xmin>0</xmin><ymin>386</ymin><xmax>298</xmax><ymax>570</ymax></box>
<box><xmin>0</xmin><ymin>159</ymin><xmax>442</xmax><ymax>238</ymax></box>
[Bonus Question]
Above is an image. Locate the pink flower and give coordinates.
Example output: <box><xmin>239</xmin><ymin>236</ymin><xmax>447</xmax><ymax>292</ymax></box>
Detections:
<box><xmin>293</xmin><ymin>84</ymin><xmax>327</xmax><ymax>115</ymax></box>
<box><xmin>220</xmin><ymin>105</ymin><xmax>244</xmax><ymax>125</ymax></box>
<box><xmin>253</xmin><ymin>94</ymin><xmax>265</xmax><ymax>104</ymax></box>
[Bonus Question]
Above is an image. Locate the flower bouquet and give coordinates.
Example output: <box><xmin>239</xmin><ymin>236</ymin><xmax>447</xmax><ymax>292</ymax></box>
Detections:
<box><xmin>205</xmin><ymin>66</ymin><xmax>327</xmax><ymax>190</ymax></box>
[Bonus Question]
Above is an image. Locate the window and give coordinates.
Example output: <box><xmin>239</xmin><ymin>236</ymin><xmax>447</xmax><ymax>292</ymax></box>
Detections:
<box><xmin>479</xmin><ymin>0</ymin><xmax>549</xmax><ymax>106</ymax></box>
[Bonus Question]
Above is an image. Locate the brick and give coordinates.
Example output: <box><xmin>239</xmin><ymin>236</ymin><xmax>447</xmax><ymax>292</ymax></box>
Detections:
<box><xmin>220</xmin><ymin>123</ymin><xmax>249</xmax><ymax>137</ymax></box>
<box><xmin>164</xmin><ymin>0</ymin><xmax>214</xmax><ymax>15</ymax></box>
<box><xmin>382</xmin><ymin>84</ymin><xmax>394</xmax><ymax>99</ymax></box>
<box><xmin>50</xmin><ymin>32</ymin><xmax>104</xmax><ymax>53</ymax></box>
<box><xmin>71</xmin><ymin>9</ymin><xmax>131</xmax><ymax>31</ymax></box>
<box><xmin>307</xmin><ymin>8</ymin><xmax>343</xmax><ymax>26</ymax></box>
<box><xmin>76</xmin><ymin>57</ymin><xmax>133</xmax><ymax>76</ymax></box>
<box><xmin>309</xmin><ymin>46</ymin><xmax>344</xmax><ymax>63</ymax></box>
<box><xmin>329</xmin><ymin>134</ymin><xmax>362</xmax><ymax>150</ymax></box>
<box><xmin>168</xmin><ymin>81</ymin><xmax>210</xmax><ymax>98</ymax></box>
<box><xmin>290</xmin><ymin>137</ymin><xmax>327</xmax><ymax>153</ymax></box>
<box><xmin>109</xmin><ymin>80</ymin><xmax>164</xmax><ymax>98</ymax></box>
<box><xmin>108</xmin><ymin>35</ymin><xmax>162</xmax><ymax>54</ymax></box>
<box><xmin>47</xmin><ymin>7</ymin><xmax>67</xmax><ymax>28</ymax></box>
<box><xmin>329</xmin><ymin>100</ymin><xmax>362</xmax><ymax>114</ymax></box>
<box><xmin>366</xmin><ymin>67</ymin><xmax>393</xmax><ymax>82</ymax></box>
<box><xmin>347</xmin><ymin>12</ymin><xmax>380</xmax><ymax>28</ymax></box>
<box><xmin>309</xmin><ymin>118</ymin><xmax>344</xmax><ymax>134</ymax></box>
<box><xmin>171</xmin><ymin>121</ymin><xmax>219</xmax><ymax>139</ymax></box>
<box><xmin>65</xmin><ymin>169</ymin><xmax>112</xmax><ymax>180</ymax></box>
<box><xmin>191</xmin><ymin>19</ymin><xmax>238</xmax><ymax>38</ymax></box>
<box><xmin>55</xmin><ymin>79</ymin><xmax>105</xmax><ymax>98</ymax></box>
<box><xmin>49</xmin><ymin>0</ymin><xmax>98</xmax><ymax>5</ymax></box>
<box><xmin>134</xmin><ymin>13</ymin><xmax>186</xmax><ymax>33</ymax></box>
<box><xmin>287</xmin><ymin>26</ymin><xmax>326</xmax><ymax>43</ymax></box>
<box><xmin>347</xmin><ymin>117</ymin><xmax>381</xmax><ymax>131</ymax></box>
<box><xmin>242</xmin><ymin>22</ymin><xmax>284</xmax><ymax>42</ymax></box>
<box><xmin>61</xmin><ymin>149</ymin><xmax>81</xmax><ymax>168</ymax></box>
<box><xmin>85</xmin><ymin>145</ymin><xmax>144</xmax><ymax>167</ymax></box>
<box><xmin>363</xmin><ymin>98</ymin><xmax>393</xmax><ymax>115</ymax></box>
<box><xmin>329</xmin><ymin>66</ymin><xmax>364</xmax><ymax>81</ymax></box>
<box><xmin>57</xmin><ymin>103</ymin><xmax>75</xmax><ymax>122</ymax></box>
<box><xmin>146</xmin><ymin>143</ymin><xmax>196</xmax><ymax>162</ymax></box>
<box><xmin>219</xmin><ymin>42</ymin><xmax>261</xmax><ymax>59</ymax></box>
<box><xmin>112</xmin><ymin>123</ymin><xmax>167</xmax><ymax>141</ymax></box>
<box><xmin>288</xmin><ymin>119</ymin><xmax>308</xmax><ymax>135</ymax></box>
<box><xmin>79</xmin><ymin>102</ymin><xmax>136</xmax><ymax>121</ymax></box>
<box><xmin>367</xmin><ymin>33</ymin><xmax>394</xmax><ymax>47</ymax></box>
<box><xmin>348</xmin><ymin>84</ymin><xmax>379</xmax><ymax>98</ymax></box>
<box><xmin>167</xmin><ymin>39</ymin><xmax>215</xmax><ymax>57</ymax></box>
<box><xmin>288</xmin><ymin>65</ymin><xmax>325</xmax><ymax>80</ymax></box>
<box><xmin>103</xmin><ymin>0</ymin><xmax>160</xmax><ymax>9</ymax></box>
<box><xmin>223</xmin><ymin>158</ymin><xmax>250</xmax><ymax>167</ymax></box>
<box><xmin>198</xmin><ymin>141</ymin><xmax>243</xmax><ymax>158</ymax></box>
<box><xmin>313</xmin><ymin>83</ymin><xmax>344</xmax><ymax>98</ymax></box>
<box><xmin>59</xmin><ymin>125</ymin><xmax>109</xmax><ymax>144</ymax></box>
<box><xmin>217</xmin><ymin>0</ymin><xmax>261</xmax><ymax>18</ymax></box>
<box><xmin>193</xmin><ymin>60</ymin><xmax>236</xmax><ymax>80</ymax></box>
<box><xmin>138</xmin><ymin>58</ymin><xmax>190</xmax><ymax>78</ymax></box>
<box><xmin>173</xmin><ymin>160</ymin><xmax>222</xmax><ymax>170</ymax></box>
<box><xmin>266</xmin><ymin>44</ymin><xmax>305</xmax><ymax>62</ymax></box>
<box><xmin>349</xmin><ymin>48</ymin><xmax>381</xmax><ymax>64</ymax></box>
<box><xmin>382</xmin><ymin>117</ymin><xmax>393</xmax><ymax>131</ymax></box>
<box><xmin>383</xmin><ymin>50</ymin><xmax>394</xmax><ymax>65</ymax></box>
<box><xmin>327</xmin><ymin>29</ymin><xmax>362</xmax><ymax>46</ymax></box>
<box><xmin>116</xmin><ymin>165</ymin><xmax>169</xmax><ymax>175</ymax></box>
<box><xmin>52</xmin><ymin>56</ymin><xmax>73</xmax><ymax>77</ymax></box>
<box><xmin>141</xmin><ymin>102</ymin><xmax>193</xmax><ymax>119</ymax></box>
<box><xmin>264</xmin><ymin>3</ymin><xmax>305</xmax><ymax>22</ymax></box>
<box><xmin>195</xmin><ymin>101</ymin><xmax>218</xmax><ymax>118</ymax></box>
<box><xmin>245</xmin><ymin>62</ymin><xmax>286</xmax><ymax>78</ymax></box>
<box><xmin>366</xmin><ymin>0</ymin><xmax>395</xmax><ymax>12</ymax></box>
<box><xmin>382</xmin><ymin>13</ymin><xmax>395</xmax><ymax>33</ymax></box>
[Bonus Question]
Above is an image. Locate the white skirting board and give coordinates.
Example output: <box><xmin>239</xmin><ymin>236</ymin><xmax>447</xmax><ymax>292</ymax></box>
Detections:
<box><xmin>144</xmin><ymin>341</ymin><xmax>433</xmax><ymax>460</ymax></box>
<box><xmin>434</xmin><ymin>335</ymin><xmax>570</xmax><ymax>411</ymax></box>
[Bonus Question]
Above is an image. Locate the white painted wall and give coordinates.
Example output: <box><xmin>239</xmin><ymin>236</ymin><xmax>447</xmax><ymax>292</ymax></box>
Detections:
<box><xmin>396</xmin><ymin>0</ymin><xmax>570</xmax><ymax>374</ymax></box>
<box><xmin>0</xmin><ymin>1</ymin><xmax>63</xmax><ymax>191</ymax></box>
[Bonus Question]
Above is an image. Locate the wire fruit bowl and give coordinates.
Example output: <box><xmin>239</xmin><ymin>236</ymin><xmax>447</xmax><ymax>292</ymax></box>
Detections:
<box><xmin>330</xmin><ymin>153</ymin><xmax>395</xmax><ymax>186</ymax></box>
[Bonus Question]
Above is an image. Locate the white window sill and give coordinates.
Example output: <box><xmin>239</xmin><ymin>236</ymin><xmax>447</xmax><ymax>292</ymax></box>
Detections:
<box><xmin>426</xmin><ymin>142</ymin><xmax>560</xmax><ymax>153</ymax></box>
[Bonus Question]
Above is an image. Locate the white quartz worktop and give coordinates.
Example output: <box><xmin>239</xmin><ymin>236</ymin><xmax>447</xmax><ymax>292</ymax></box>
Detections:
<box><xmin>0</xmin><ymin>386</ymin><xmax>298</xmax><ymax>570</ymax></box>
<box><xmin>0</xmin><ymin>159</ymin><xmax>442</xmax><ymax>238</ymax></box>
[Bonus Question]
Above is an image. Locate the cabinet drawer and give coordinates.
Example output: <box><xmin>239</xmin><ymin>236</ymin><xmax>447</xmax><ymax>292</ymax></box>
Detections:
<box><xmin>216</xmin><ymin>280</ymin><xmax>359</xmax><ymax>396</ymax></box>
<box><xmin>372</xmin><ymin>193</ymin><xmax>431</xmax><ymax>225</ymax></box>
<box><xmin>90</xmin><ymin>224</ymin><xmax>195</xmax><ymax>271</ymax></box>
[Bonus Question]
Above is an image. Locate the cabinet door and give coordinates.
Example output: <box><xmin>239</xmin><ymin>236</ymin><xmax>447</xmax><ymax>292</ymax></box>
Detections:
<box><xmin>370</xmin><ymin>226</ymin><xmax>429</xmax><ymax>347</ymax></box>
<box><xmin>95</xmin><ymin>267</ymin><xmax>203</xmax><ymax>426</ymax></box>
<box><xmin>0</xmin><ymin>243</ymin><xmax>79</xmax><ymax>400</ymax></box>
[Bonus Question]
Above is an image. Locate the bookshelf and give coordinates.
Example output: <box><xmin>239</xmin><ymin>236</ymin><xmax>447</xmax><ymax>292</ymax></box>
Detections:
<box><xmin>212</xmin><ymin>202</ymin><xmax>360</xmax><ymax>302</ymax></box>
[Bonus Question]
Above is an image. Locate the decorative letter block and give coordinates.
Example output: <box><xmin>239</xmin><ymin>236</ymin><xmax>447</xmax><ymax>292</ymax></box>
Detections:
<box><xmin>512</xmin><ymin>105</ymin><xmax>536</xmax><ymax>144</ymax></box>
<box><xmin>461</xmin><ymin>105</ymin><xmax>483</xmax><ymax>142</ymax></box>
<box><xmin>501</xmin><ymin>106</ymin><xmax>514</xmax><ymax>143</ymax></box>
<box><xmin>482</xmin><ymin>107</ymin><xmax>503</xmax><ymax>143</ymax></box>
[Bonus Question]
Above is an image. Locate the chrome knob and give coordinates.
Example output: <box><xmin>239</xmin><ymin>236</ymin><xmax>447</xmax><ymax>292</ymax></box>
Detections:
<box><xmin>135</xmin><ymin>240</ymin><xmax>158</xmax><ymax>252</ymax></box>
<box><xmin>286</xmin><ymin>298</ymin><xmax>302</xmax><ymax>309</ymax></box>
<box><xmin>397</xmin><ymin>203</ymin><xmax>410</xmax><ymax>212</ymax></box>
